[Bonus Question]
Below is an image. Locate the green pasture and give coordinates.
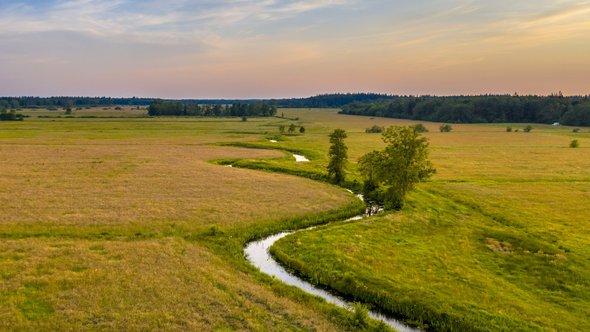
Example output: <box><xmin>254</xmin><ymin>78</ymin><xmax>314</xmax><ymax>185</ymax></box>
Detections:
<box><xmin>1</xmin><ymin>107</ymin><xmax>588</xmax><ymax>331</ymax></box>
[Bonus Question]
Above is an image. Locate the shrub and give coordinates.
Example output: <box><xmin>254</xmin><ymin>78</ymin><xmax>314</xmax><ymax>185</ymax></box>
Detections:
<box><xmin>439</xmin><ymin>124</ymin><xmax>453</xmax><ymax>132</ymax></box>
<box><xmin>570</xmin><ymin>140</ymin><xmax>579</xmax><ymax>148</ymax></box>
<box><xmin>506</xmin><ymin>126</ymin><xmax>512</xmax><ymax>132</ymax></box>
<box><xmin>0</xmin><ymin>109</ymin><xmax>24</xmax><ymax>121</ymax></box>
<box><xmin>523</xmin><ymin>125</ymin><xmax>533</xmax><ymax>132</ymax></box>
<box><xmin>414</xmin><ymin>123</ymin><xmax>429</xmax><ymax>133</ymax></box>
<box><xmin>365</xmin><ymin>125</ymin><xmax>384</xmax><ymax>133</ymax></box>
<box><xmin>299</xmin><ymin>126</ymin><xmax>306</xmax><ymax>134</ymax></box>
<box><xmin>349</xmin><ymin>303</ymin><xmax>369</xmax><ymax>329</ymax></box>
<box><xmin>241</xmin><ymin>117</ymin><xmax>247</xmax><ymax>122</ymax></box>
<box><xmin>573</xmin><ymin>128</ymin><xmax>580</xmax><ymax>133</ymax></box>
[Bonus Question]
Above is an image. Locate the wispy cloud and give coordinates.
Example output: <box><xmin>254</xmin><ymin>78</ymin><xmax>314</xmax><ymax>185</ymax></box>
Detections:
<box><xmin>0</xmin><ymin>0</ymin><xmax>588</xmax><ymax>97</ymax></box>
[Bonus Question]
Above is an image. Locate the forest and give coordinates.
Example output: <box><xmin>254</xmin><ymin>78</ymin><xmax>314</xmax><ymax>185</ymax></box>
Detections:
<box><xmin>147</xmin><ymin>100</ymin><xmax>277</xmax><ymax>117</ymax></box>
<box><xmin>340</xmin><ymin>94</ymin><xmax>590</xmax><ymax>126</ymax></box>
<box><xmin>0</xmin><ymin>94</ymin><xmax>390</xmax><ymax>110</ymax></box>
<box><xmin>0</xmin><ymin>96</ymin><xmax>152</xmax><ymax>109</ymax></box>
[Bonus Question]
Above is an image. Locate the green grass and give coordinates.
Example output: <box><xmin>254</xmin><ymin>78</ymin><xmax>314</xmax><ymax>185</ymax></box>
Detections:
<box><xmin>2</xmin><ymin>107</ymin><xmax>589</xmax><ymax>331</ymax></box>
<box><xmin>267</xmin><ymin>109</ymin><xmax>590</xmax><ymax>331</ymax></box>
<box><xmin>0</xmin><ymin>109</ymin><xmax>390</xmax><ymax>331</ymax></box>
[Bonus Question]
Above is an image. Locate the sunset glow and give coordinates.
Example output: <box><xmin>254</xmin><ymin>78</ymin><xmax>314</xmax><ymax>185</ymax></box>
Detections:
<box><xmin>1</xmin><ymin>0</ymin><xmax>589</xmax><ymax>98</ymax></box>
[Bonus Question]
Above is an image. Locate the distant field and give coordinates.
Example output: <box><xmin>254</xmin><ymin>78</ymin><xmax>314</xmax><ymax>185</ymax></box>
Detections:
<box><xmin>19</xmin><ymin>107</ymin><xmax>148</xmax><ymax>118</ymax></box>
<box><xmin>1</xmin><ymin>108</ymin><xmax>589</xmax><ymax>331</ymax></box>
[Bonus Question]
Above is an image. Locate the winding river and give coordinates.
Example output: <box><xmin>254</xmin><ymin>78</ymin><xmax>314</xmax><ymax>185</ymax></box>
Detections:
<box><xmin>244</xmin><ymin>191</ymin><xmax>420</xmax><ymax>332</ymax></box>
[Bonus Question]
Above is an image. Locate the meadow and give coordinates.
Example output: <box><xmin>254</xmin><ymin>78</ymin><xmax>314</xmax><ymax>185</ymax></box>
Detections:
<box><xmin>1</xmin><ymin>107</ymin><xmax>588</xmax><ymax>331</ymax></box>
<box><xmin>269</xmin><ymin>109</ymin><xmax>590</xmax><ymax>331</ymax></box>
<box><xmin>0</xmin><ymin>109</ymin><xmax>375</xmax><ymax>331</ymax></box>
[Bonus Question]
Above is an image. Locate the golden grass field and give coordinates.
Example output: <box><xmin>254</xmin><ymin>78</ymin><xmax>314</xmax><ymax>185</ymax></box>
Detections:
<box><xmin>0</xmin><ymin>111</ymin><xmax>362</xmax><ymax>331</ymax></box>
<box><xmin>1</xmin><ymin>107</ymin><xmax>589</xmax><ymax>331</ymax></box>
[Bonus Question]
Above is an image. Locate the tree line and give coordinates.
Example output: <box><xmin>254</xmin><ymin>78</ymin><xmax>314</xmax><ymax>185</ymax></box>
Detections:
<box><xmin>273</xmin><ymin>93</ymin><xmax>393</xmax><ymax>108</ymax></box>
<box><xmin>147</xmin><ymin>100</ymin><xmax>277</xmax><ymax>117</ymax></box>
<box><xmin>0</xmin><ymin>93</ymin><xmax>392</xmax><ymax>111</ymax></box>
<box><xmin>340</xmin><ymin>94</ymin><xmax>590</xmax><ymax>126</ymax></box>
<box><xmin>0</xmin><ymin>97</ymin><xmax>152</xmax><ymax>109</ymax></box>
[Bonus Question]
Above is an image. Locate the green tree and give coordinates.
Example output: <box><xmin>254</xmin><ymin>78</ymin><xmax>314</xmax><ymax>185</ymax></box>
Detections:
<box><xmin>365</xmin><ymin>125</ymin><xmax>384</xmax><ymax>133</ymax></box>
<box><xmin>570</xmin><ymin>139</ymin><xmax>579</xmax><ymax>148</ymax></box>
<box><xmin>523</xmin><ymin>125</ymin><xmax>533</xmax><ymax>132</ymax></box>
<box><xmin>279</xmin><ymin>125</ymin><xmax>285</xmax><ymax>134</ymax></box>
<box><xmin>288</xmin><ymin>123</ymin><xmax>296</xmax><ymax>134</ymax></box>
<box><xmin>359</xmin><ymin>126</ymin><xmax>435</xmax><ymax>209</ymax></box>
<box><xmin>413</xmin><ymin>123</ymin><xmax>429</xmax><ymax>133</ymax></box>
<box><xmin>327</xmin><ymin>129</ymin><xmax>348</xmax><ymax>184</ymax></box>
<box><xmin>299</xmin><ymin>126</ymin><xmax>306</xmax><ymax>134</ymax></box>
<box><xmin>439</xmin><ymin>124</ymin><xmax>453</xmax><ymax>132</ymax></box>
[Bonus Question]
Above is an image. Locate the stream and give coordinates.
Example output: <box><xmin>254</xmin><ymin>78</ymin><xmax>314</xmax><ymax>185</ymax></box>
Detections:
<box><xmin>244</xmin><ymin>192</ymin><xmax>420</xmax><ymax>332</ymax></box>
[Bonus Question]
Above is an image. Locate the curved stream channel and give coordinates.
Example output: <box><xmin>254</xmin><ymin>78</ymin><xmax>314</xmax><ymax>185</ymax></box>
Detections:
<box><xmin>244</xmin><ymin>192</ymin><xmax>420</xmax><ymax>332</ymax></box>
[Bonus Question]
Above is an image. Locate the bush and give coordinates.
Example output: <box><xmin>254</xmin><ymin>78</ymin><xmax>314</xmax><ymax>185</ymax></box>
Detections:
<box><xmin>349</xmin><ymin>303</ymin><xmax>369</xmax><ymax>329</ymax></box>
<box><xmin>414</xmin><ymin>123</ymin><xmax>429</xmax><ymax>133</ymax></box>
<box><xmin>506</xmin><ymin>126</ymin><xmax>512</xmax><ymax>132</ymax></box>
<box><xmin>0</xmin><ymin>109</ymin><xmax>24</xmax><ymax>121</ymax></box>
<box><xmin>523</xmin><ymin>125</ymin><xmax>533</xmax><ymax>132</ymax></box>
<box><xmin>241</xmin><ymin>117</ymin><xmax>247</xmax><ymax>122</ymax></box>
<box><xmin>365</xmin><ymin>125</ymin><xmax>384</xmax><ymax>133</ymax></box>
<box><xmin>573</xmin><ymin>128</ymin><xmax>580</xmax><ymax>133</ymax></box>
<box><xmin>299</xmin><ymin>126</ymin><xmax>306</xmax><ymax>134</ymax></box>
<box><xmin>570</xmin><ymin>140</ymin><xmax>579</xmax><ymax>148</ymax></box>
<box><xmin>439</xmin><ymin>124</ymin><xmax>453</xmax><ymax>132</ymax></box>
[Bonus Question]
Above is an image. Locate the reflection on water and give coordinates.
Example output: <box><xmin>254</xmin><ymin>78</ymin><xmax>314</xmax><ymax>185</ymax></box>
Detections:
<box><xmin>293</xmin><ymin>154</ymin><xmax>310</xmax><ymax>162</ymax></box>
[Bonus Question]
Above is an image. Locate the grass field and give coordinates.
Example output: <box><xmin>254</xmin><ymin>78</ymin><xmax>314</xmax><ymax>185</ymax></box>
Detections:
<box><xmin>2</xmin><ymin>108</ymin><xmax>589</xmax><ymax>331</ymax></box>
<box><xmin>269</xmin><ymin>109</ymin><xmax>590</xmax><ymax>331</ymax></box>
<box><xmin>0</xmin><ymin>110</ymin><xmax>381</xmax><ymax>331</ymax></box>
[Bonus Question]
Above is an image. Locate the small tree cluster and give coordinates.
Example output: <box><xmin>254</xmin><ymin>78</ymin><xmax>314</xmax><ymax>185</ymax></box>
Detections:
<box><xmin>413</xmin><ymin>123</ymin><xmax>429</xmax><ymax>133</ymax></box>
<box><xmin>0</xmin><ymin>109</ymin><xmax>24</xmax><ymax>121</ymax></box>
<box><xmin>365</xmin><ymin>125</ymin><xmax>384</xmax><ymax>133</ymax></box>
<box><xmin>280</xmin><ymin>124</ymin><xmax>306</xmax><ymax>135</ymax></box>
<box><xmin>439</xmin><ymin>124</ymin><xmax>453</xmax><ymax>132</ymax></box>
<box><xmin>359</xmin><ymin>126</ymin><xmax>435</xmax><ymax>209</ymax></box>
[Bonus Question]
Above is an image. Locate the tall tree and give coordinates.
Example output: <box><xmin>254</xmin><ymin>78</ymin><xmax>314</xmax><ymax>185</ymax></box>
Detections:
<box><xmin>327</xmin><ymin>129</ymin><xmax>348</xmax><ymax>184</ymax></box>
<box><xmin>358</xmin><ymin>126</ymin><xmax>435</xmax><ymax>209</ymax></box>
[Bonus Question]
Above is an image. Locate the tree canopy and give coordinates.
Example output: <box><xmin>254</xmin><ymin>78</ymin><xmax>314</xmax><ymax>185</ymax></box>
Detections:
<box><xmin>327</xmin><ymin>129</ymin><xmax>348</xmax><ymax>184</ymax></box>
<box><xmin>147</xmin><ymin>100</ymin><xmax>277</xmax><ymax>117</ymax></box>
<box><xmin>340</xmin><ymin>95</ymin><xmax>590</xmax><ymax>126</ymax></box>
<box><xmin>359</xmin><ymin>126</ymin><xmax>435</xmax><ymax>209</ymax></box>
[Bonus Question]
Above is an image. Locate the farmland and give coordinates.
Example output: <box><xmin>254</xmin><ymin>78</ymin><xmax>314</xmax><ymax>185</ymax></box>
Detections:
<box><xmin>1</xmin><ymin>107</ymin><xmax>589</xmax><ymax>331</ymax></box>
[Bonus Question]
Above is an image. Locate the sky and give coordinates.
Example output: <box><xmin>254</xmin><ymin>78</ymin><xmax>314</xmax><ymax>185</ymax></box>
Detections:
<box><xmin>0</xmin><ymin>0</ymin><xmax>589</xmax><ymax>98</ymax></box>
